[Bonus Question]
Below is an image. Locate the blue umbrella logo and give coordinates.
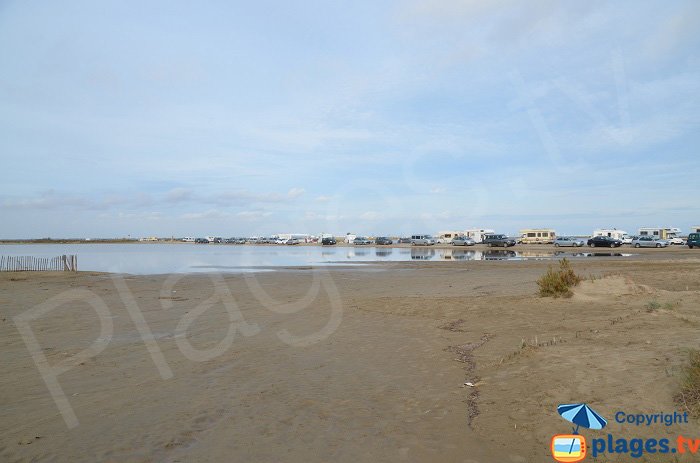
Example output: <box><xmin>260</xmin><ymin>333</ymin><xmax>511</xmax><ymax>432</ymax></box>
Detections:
<box><xmin>557</xmin><ymin>403</ymin><xmax>607</xmax><ymax>455</ymax></box>
<box><xmin>557</xmin><ymin>403</ymin><xmax>607</xmax><ymax>434</ymax></box>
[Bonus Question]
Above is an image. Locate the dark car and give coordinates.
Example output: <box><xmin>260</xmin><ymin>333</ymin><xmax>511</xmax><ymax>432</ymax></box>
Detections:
<box><xmin>195</xmin><ymin>238</ymin><xmax>209</xmax><ymax>244</ymax></box>
<box><xmin>482</xmin><ymin>234</ymin><xmax>516</xmax><ymax>247</ymax></box>
<box><xmin>587</xmin><ymin>236</ymin><xmax>622</xmax><ymax>248</ymax></box>
<box><xmin>322</xmin><ymin>237</ymin><xmax>337</xmax><ymax>245</ymax></box>
<box><xmin>688</xmin><ymin>233</ymin><xmax>700</xmax><ymax>249</ymax></box>
<box><xmin>375</xmin><ymin>237</ymin><xmax>393</xmax><ymax>245</ymax></box>
<box><xmin>398</xmin><ymin>237</ymin><xmax>411</xmax><ymax>244</ymax></box>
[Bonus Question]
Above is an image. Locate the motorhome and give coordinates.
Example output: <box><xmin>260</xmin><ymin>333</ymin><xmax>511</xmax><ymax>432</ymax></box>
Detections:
<box><xmin>345</xmin><ymin>233</ymin><xmax>357</xmax><ymax>244</ymax></box>
<box><xmin>692</xmin><ymin>226</ymin><xmax>700</xmax><ymax>234</ymax></box>
<box><xmin>592</xmin><ymin>229</ymin><xmax>628</xmax><ymax>241</ymax></box>
<box><xmin>436</xmin><ymin>230</ymin><xmax>462</xmax><ymax>244</ymax></box>
<box><xmin>638</xmin><ymin>227</ymin><xmax>681</xmax><ymax>240</ymax></box>
<box><xmin>519</xmin><ymin>229</ymin><xmax>556</xmax><ymax>244</ymax></box>
<box><xmin>274</xmin><ymin>233</ymin><xmax>310</xmax><ymax>242</ymax></box>
<box><xmin>463</xmin><ymin>228</ymin><xmax>495</xmax><ymax>244</ymax></box>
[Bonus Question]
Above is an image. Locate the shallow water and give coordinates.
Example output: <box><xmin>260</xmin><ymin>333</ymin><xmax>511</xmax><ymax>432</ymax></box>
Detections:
<box><xmin>0</xmin><ymin>243</ymin><xmax>633</xmax><ymax>274</ymax></box>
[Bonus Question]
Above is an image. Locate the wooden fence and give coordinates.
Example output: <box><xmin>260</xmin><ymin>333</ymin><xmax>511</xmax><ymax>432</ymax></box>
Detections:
<box><xmin>0</xmin><ymin>255</ymin><xmax>78</xmax><ymax>272</ymax></box>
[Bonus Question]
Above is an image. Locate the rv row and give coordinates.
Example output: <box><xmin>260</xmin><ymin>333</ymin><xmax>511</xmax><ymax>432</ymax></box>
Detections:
<box><xmin>179</xmin><ymin>227</ymin><xmax>700</xmax><ymax>248</ymax></box>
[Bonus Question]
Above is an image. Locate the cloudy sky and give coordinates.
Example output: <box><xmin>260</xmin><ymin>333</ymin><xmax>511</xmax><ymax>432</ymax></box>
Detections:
<box><xmin>1</xmin><ymin>0</ymin><xmax>699</xmax><ymax>238</ymax></box>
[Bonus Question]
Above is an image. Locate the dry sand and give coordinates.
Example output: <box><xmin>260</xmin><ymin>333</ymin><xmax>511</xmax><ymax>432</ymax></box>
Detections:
<box><xmin>1</xmin><ymin>248</ymin><xmax>700</xmax><ymax>462</ymax></box>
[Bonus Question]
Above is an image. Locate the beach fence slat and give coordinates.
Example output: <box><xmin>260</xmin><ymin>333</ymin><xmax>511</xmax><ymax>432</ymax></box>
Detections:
<box><xmin>0</xmin><ymin>255</ymin><xmax>78</xmax><ymax>272</ymax></box>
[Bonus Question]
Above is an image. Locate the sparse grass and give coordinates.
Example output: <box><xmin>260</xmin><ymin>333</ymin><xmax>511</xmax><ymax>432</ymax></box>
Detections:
<box><xmin>663</xmin><ymin>301</ymin><xmax>681</xmax><ymax>311</ymax></box>
<box><xmin>676</xmin><ymin>349</ymin><xmax>700</xmax><ymax>419</ymax></box>
<box><xmin>645</xmin><ymin>300</ymin><xmax>661</xmax><ymax>312</ymax></box>
<box><xmin>537</xmin><ymin>258</ymin><xmax>582</xmax><ymax>298</ymax></box>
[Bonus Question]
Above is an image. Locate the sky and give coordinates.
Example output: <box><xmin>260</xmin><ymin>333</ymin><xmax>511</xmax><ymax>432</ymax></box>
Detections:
<box><xmin>1</xmin><ymin>0</ymin><xmax>699</xmax><ymax>238</ymax></box>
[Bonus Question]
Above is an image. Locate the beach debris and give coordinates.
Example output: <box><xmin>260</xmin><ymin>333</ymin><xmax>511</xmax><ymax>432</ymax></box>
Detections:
<box><xmin>445</xmin><ymin>333</ymin><xmax>494</xmax><ymax>426</ymax></box>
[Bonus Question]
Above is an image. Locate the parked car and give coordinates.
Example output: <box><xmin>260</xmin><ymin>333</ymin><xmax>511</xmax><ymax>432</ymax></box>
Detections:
<box><xmin>398</xmin><ymin>237</ymin><xmax>411</xmax><ymax>244</ymax></box>
<box><xmin>482</xmin><ymin>234</ymin><xmax>516</xmax><ymax>247</ymax></box>
<box><xmin>182</xmin><ymin>237</ymin><xmax>195</xmax><ymax>242</ymax></box>
<box><xmin>411</xmin><ymin>235</ymin><xmax>436</xmax><ymax>246</ymax></box>
<box><xmin>587</xmin><ymin>236</ymin><xmax>622</xmax><ymax>248</ymax></box>
<box><xmin>621</xmin><ymin>235</ymin><xmax>633</xmax><ymax>245</ymax></box>
<box><xmin>451</xmin><ymin>236</ymin><xmax>476</xmax><ymax>246</ymax></box>
<box><xmin>688</xmin><ymin>233</ymin><xmax>700</xmax><ymax>249</ymax></box>
<box><xmin>667</xmin><ymin>237</ymin><xmax>686</xmax><ymax>245</ymax></box>
<box><xmin>631</xmin><ymin>236</ymin><xmax>669</xmax><ymax>248</ymax></box>
<box><xmin>195</xmin><ymin>238</ymin><xmax>209</xmax><ymax>244</ymax></box>
<box><xmin>354</xmin><ymin>237</ymin><xmax>371</xmax><ymax>245</ymax></box>
<box><xmin>321</xmin><ymin>237</ymin><xmax>337</xmax><ymax>245</ymax></box>
<box><xmin>554</xmin><ymin>236</ymin><xmax>585</xmax><ymax>247</ymax></box>
<box><xmin>224</xmin><ymin>238</ymin><xmax>236</xmax><ymax>244</ymax></box>
<box><xmin>275</xmin><ymin>238</ymin><xmax>287</xmax><ymax>245</ymax></box>
<box><xmin>285</xmin><ymin>238</ymin><xmax>300</xmax><ymax>245</ymax></box>
<box><xmin>375</xmin><ymin>237</ymin><xmax>393</xmax><ymax>245</ymax></box>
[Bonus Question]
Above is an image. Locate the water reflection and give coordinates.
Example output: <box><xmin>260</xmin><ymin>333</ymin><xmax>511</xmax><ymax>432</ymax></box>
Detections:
<box><xmin>411</xmin><ymin>248</ymin><xmax>435</xmax><ymax>260</ymax></box>
<box><xmin>0</xmin><ymin>243</ymin><xmax>635</xmax><ymax>274</ymax></box>
<box><xmin>483</xmin><ymin>250</ymin><xmax>518</xmax><ymax>260</ymax></box>
<box><xmin>375</xmin><ymin>249</ymin><xmax>394</xmax><ymax>257</ymax></box>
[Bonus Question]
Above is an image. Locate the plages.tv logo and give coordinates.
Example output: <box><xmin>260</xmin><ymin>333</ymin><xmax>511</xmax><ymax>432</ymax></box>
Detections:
<box><xmin>551</xmin><ymin>403</ymin><xmax>607</xmax><ymax>462</ymax></box>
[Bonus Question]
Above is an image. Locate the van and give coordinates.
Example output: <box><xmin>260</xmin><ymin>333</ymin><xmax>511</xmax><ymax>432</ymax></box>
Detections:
<box><xmin>519</xmin><ymin>229</ymin><xmax>556</xmax><ymax>244</ymax></box>
<box><xmin>688</xmin><ymin>233</ymin><xmax>700</xmax><ymax>249</ymax></box>
<box><xmin>411</xmin><ymin>235</ymin><xmax>435</xmax><ymax>246</ymax></box>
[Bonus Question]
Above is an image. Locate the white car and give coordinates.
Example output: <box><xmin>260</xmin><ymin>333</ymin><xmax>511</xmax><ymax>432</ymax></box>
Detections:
<box><xmin>667</xmin><ymin>237</ymin><xmax>686</xmax><ymax>245</ymax></box>
<box><xmin>411</xmin><ymin>234</ymin><xmax>436</xmax><ymax>246</ymax></box>
<box><xmin>621</xmin><ymin>235</ymin><xmax>633</xmax><ymax>244</ymax></box>
<box><xmin>554</xmin><ymin>236</ymin><xmax>585</xmax><ymax>247</ymax></box>
<box><xmin>451</xmin><ymin>236</ymin><xmax>476</xmax><ymax>246</ymax></box>
<box><xmin>631</xmin><ymin>236</ymin><xmax>669</xmax><ymax>248</ymax></box>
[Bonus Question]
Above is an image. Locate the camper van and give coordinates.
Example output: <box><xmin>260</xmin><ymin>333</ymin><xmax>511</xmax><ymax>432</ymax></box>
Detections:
<box><xmin>638</xmin><ymin>227</ymin><xmax>681</xmax><ymax>240</ymax></box>
<box><xmin>436</xmin><ymin>231</ymin><xmax>462</xmax><ymax>244</ymax></box>
<box><xmin>592</xmin><ymin>229</ymin><xmax>629</xmax><ymax>241</ymax></box>
<box><xmin>519</xmin><ymin>229</ymin><xmax>556</xmax><ymax>244</ymax></box>
<box><xmin>463</xmin><ymin>229</ymin><xmax>495</xmax><ymax>244</ymax></box>
<box><xmin>692</xmin><ymin>226</ymin><xmax>700</xmax><ymax>234</ymax></box>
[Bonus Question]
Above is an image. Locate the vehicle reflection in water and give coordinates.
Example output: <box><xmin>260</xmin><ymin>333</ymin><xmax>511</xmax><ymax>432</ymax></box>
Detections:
<box><xmin>411</xmin><ymin>248</ymin><xmax>435</xmax><ymax>260</ymax></box>
<box><xmin>569</xmin><ymin>252</ymin><xmax>632</xmax><ymax>257</ymax></box>
<box><xmin>434</xmin><ymin>250</ymin><xmax>635</xmax><ymax>261</ymax></box>
<box><xmin>0</xmin><ymin>243</ymin><xmax>635</xmax><ymax>274</ymax></box>
<box><xmin>482</xmin><ymin>250</ymin><xmax>518</xmax><ymax>260</ymax></box>
<box><xmin>375</xmin><ymin>249</ymin><xmax>394</xmax><ymax>258</ymax></box>
<box><xmin>438</xmin><ymin>249</ymin><xmax>477</xmax><ymax>260</ymax></box>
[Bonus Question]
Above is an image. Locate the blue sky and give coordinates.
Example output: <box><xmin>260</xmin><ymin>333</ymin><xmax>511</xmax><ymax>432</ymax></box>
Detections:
<box><xmin>1</xmin><ymin>0</ymin><xmax>699</xmax><ymax>238</ymax></box>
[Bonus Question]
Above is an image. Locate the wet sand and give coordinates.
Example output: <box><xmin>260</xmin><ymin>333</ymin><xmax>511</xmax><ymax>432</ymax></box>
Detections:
<box><xmin>1</xmin><ymin>248</ymin><xmax>700</xmax><ymax>462</ymax></box>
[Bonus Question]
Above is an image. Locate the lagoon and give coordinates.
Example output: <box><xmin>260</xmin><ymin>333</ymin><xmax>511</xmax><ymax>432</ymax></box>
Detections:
<box><xmin>0</xmin><ymin>243</ymin><xmax>632</xmax><ymax>274</ymax></box>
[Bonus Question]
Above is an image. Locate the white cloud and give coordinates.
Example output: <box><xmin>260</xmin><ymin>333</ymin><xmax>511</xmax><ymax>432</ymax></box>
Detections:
<box><xmin>236</xmin><ymin>211</ymin><xmax>272</xmax><ymax>220</ymax></box>
<box><xmin>180</xmin><ymin>210</ymin><xmax>230</xmax><ymax>220</ymax></box>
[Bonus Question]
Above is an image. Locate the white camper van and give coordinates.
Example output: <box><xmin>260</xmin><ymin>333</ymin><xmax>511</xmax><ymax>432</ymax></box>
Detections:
<box><xmin>638</xmin><ymin>227</ymin><xmax>681</xmax><ymax>240</ymax></box>
<box><xmin>463</xmin><ymin>229</ymin><xmax>495</xmax><ymax>244</ymax></box>
<box><xmin>436</xmin><ymin>231</ymin><xmax>462</xmax><ymax>244</ymax></box>
<box><xmin>592</xmin><ymin>229</ymin><xmax>629</xmax><ymax>241</ymax></box>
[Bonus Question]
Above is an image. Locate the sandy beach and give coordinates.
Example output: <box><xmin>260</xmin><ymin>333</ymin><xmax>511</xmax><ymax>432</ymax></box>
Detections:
<box><xmin>2</xmin><ymin>249</ymin><xmax>700</xmax><ymax>462</ymax></box>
